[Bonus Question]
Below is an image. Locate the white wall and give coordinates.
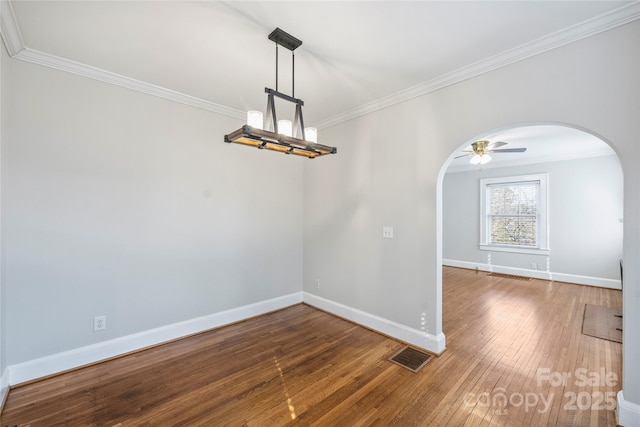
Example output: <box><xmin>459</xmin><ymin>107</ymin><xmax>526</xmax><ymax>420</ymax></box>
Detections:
<box><xmin>2</xmin><ymin>55</ymin><xmax>304</xmax><ymax>365</ymax></box>
<box><xmin>443</xmin><ymin>154</ymin><xmax>623</xmax><ymax>287</ymax></box>
<box><xmin>304</xmin><ymin>111</ymin><xmax>443</xmax><ymax>349</ymax></box>
<box><xmin>0</xmin><ymin>37</ymin><xmax>6</xmax><ymax>394</ymax></box>
<box><xmin>304</xmin><ymin>21</ymin><xmax>640</xmax><ymax>407</ymax></box>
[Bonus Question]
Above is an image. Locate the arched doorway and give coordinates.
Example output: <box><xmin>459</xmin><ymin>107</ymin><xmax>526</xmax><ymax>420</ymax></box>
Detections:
<box><xmin>434</xmin><ymin>122</ymin><xmax>624</xmax><ymax>422</ymax></box>
<box><xmin>440</xmin><ymin>123</ymin><xmax>622</xmax><ymax>288</ymax></box>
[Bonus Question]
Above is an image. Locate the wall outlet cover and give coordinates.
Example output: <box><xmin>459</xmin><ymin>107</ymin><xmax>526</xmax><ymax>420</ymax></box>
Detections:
<box><xmin>94</xmin><ymin>315</ymin><xmax>106</xmax><ymax>331</ymax></box>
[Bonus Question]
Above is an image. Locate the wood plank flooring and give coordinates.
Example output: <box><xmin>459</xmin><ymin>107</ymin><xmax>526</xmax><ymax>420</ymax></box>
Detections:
<box><xmin>1</xmin><ymin>267</ymin><xmax>623</xmax><ymax>426</ymax></box>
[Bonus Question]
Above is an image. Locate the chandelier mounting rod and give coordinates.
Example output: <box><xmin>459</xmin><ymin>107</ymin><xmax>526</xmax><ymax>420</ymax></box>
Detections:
<box><xmin>268</xmin><ymin>28</ymin><xmax>302</xmax><ymax>97</ymax></box>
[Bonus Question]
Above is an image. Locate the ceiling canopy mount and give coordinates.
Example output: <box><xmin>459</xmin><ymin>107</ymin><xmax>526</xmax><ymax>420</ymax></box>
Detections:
<box><xmin>268</xmin><ymin>27</ymin><xmax>302</xmax><ymax>51</ymax></box>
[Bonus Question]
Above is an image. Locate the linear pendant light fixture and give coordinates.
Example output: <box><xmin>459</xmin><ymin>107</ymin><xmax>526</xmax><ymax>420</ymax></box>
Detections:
<box><xmin>224</xmin><ymin>28</ymin><xmax>337</xmax><ymax>159</ymax></box>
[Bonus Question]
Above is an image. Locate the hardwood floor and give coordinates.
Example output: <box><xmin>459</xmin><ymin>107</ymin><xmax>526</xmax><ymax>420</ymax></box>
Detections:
<box><xmin>1</xmin><ymin>267</ymin><xmax>622</xmax><ymax>426</ymax></box>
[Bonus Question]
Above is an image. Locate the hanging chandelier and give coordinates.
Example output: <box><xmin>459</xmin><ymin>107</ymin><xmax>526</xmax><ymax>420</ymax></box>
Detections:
<box><xmin>224</xmin><ymin>28</ymin><xmax>337</xmax><ymax>159</ymax></box>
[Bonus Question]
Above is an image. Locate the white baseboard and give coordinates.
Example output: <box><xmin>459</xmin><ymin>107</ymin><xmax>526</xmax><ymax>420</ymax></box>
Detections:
<box><xmin>1</xmin><ymin>368</ymin><xmax>10</xmax><ymax>414</ymax></box>
<box><xmin>617</xmin><ymin>391</ymin><xmax>640</xmax><ymax>426</ymax></box>
<box><xmin>7</xmin><ymin>292</ymin><xmax>303</xmax><ymax>386</ymax></box>
<box><xmin>303</xmin><ymin>292</ymin><xmax>446</xmax><ymax>355</ymax></box>
<box><xmin>443</xmin><ymin>259</ymin><xmax>621</xmax><ymax>290</ymax></box>
<box><xmin>0</xmin><ymin>367</ymin><xmax>8</xmax><ymax>390</ymax></box>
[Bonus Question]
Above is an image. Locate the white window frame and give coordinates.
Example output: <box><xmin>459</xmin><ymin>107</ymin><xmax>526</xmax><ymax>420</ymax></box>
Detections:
<box><xmin>479</xmin><ymin>173</ymin><xmax>549</xmax><ymax>255</ymax></box>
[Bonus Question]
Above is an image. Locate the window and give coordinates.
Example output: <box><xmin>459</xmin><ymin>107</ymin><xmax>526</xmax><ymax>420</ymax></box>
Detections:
<box><xmin>480</xmin><ymin>174</ymin><xmax>549</xmax><ymax>255</ymax></box>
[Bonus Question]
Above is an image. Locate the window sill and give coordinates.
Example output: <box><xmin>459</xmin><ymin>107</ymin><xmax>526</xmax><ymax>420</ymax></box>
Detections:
<box><xmin>479</xmin><ymin>244</ymin><xmax>550</xmax><ymax>256</ymax></box>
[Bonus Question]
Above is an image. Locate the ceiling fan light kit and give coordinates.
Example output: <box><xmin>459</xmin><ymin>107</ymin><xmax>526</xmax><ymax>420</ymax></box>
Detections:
<box><xmin>470</xmin><ymin>153</ymin><xmax>491</xmax><ymax>165</ymax></box>
<box><xmin>224</xmin><ymin>28</ymin><xmax>337</xmax><ymax>159</ymax></box>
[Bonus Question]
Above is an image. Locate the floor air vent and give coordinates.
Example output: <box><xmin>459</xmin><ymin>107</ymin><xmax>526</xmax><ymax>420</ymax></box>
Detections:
<box><xmin>388</xmin><ymin>346</ymin><xmax>434</xmax><ymax>373</ymax></box>
<box><xmin>487</xmin><ymin>272</ymin><xmax>532</xmax><ymax>281</ymax></box>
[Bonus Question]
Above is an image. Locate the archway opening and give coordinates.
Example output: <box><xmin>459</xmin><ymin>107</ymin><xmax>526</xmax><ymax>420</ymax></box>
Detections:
<box><xmin>434</xmin><ymin>122</ymin><xmax>623</xmax><ymax>421</ymax></box>
<box><xmin>441</xmin><ymin>123</ymin><xmax>622</xmax><ymax>288</ymax></box>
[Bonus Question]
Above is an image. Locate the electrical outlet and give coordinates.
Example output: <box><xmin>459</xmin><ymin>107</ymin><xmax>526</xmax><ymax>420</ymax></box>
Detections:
<box><xmin>315</xmin><ymin>278</ymin><xmax>320</xmax><ymax>289</ymax></box>
<box><xmin>94</xmin><ymin>315</ymin><xmax>106</xmax><ymax>331</ymax></box>
<box><xmin>383</xmin><ymin>226</ymin><xmax>394</xmax><ymax>239</ymax></box>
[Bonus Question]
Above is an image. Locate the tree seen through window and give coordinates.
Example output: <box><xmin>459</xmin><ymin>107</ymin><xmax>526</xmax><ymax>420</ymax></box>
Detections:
<box><xmin>488</xmin><ymin>182</ymin><xmax>539</xmax><ymax>246</ymax></box>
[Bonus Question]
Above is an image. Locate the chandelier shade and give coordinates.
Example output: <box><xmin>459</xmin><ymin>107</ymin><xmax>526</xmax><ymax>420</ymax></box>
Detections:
<box><xmin>246</xmin><ymin>110</ymin><xmax>263</xmax><ymax>129</ymax></box>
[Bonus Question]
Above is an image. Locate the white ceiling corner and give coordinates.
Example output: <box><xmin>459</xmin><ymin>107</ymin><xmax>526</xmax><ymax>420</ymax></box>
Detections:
<box><xmin>0</xmin><ymin>0</ymin><xmax>24</xmax><ymax>56</ymax></box>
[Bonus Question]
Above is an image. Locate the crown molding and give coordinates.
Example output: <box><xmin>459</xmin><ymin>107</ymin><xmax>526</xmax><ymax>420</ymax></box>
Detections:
<box><xmin>314</xmin><ymin>1</ymin><xmax>640</xmax><ymax>129</ymax></box>
<box><xmin>13</xmin><ymin>47</ymin><xmax>245</xmax><ymax>119</ymax></box>
<box><xmin>0</xmin><ymin>0</ymin><xmax>637</xmax><ymax>126</ymax></box>
<box><xmin>0</xmin><ymin>0</ymin><xmax>243</xmax><ymax>119</ymax></box>
<box><xmin>0</xmin><ymin>0</ymin><xmax>25</xmax><ymax>55</ymax></box>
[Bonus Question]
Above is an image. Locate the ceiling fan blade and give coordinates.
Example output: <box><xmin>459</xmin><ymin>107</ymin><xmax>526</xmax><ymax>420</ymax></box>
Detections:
<box><xmin>454</xmin><ymin>153</ymin><xmax>471</xmax><ymax>159</ymax></box>
<box><xmin>486</xmin><ymin>141</ymin><xmax>508</xmax><ymax>150</ymax></box>
<box><xmin>490</xmin><ymin>148</ymin><xmax>527</xmax><ymax>153</ymax></box>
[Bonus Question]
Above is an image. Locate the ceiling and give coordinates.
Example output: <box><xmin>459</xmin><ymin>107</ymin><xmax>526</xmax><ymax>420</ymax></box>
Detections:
<box><xmin>446</xmin><ymin>125</ymin><xmax>617</xmax><ymax>172</ymax></box>
<box><xmin>2</xmin><ymin>0</ymin><xmax>636</xmax><ymax>163</ymax></box>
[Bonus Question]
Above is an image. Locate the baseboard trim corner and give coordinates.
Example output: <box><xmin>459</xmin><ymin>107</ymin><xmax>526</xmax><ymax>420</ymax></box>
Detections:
<box><xmin>303</xmin><ymin>292</ymin><xmax>446</xmax><ymax>355</ymax></box>
<box><xmin>7</xmin><ymin>292</ymin><xmax>303</xmax><ymax>386</ymax></box>
<box><xmin>0</xmin><ymin>386</ymin><xmax>8</xmax><ymax>417</ymax></box>
<box><xmin>617</xmin><ymin>391</ymin><xmax>640</xmax><ymax>426</ymax></box>
<box><xmin>0</xmin><ymin>368</ymin><xmax>10</xmax><ymax>416</ymax></box>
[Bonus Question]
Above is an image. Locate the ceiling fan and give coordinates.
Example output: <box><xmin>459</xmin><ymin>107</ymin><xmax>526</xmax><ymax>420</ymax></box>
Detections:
<box><xmin>456</xmin><ymin>140</ymin><xmax>527</xmax><ymax>165</ymax></box>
